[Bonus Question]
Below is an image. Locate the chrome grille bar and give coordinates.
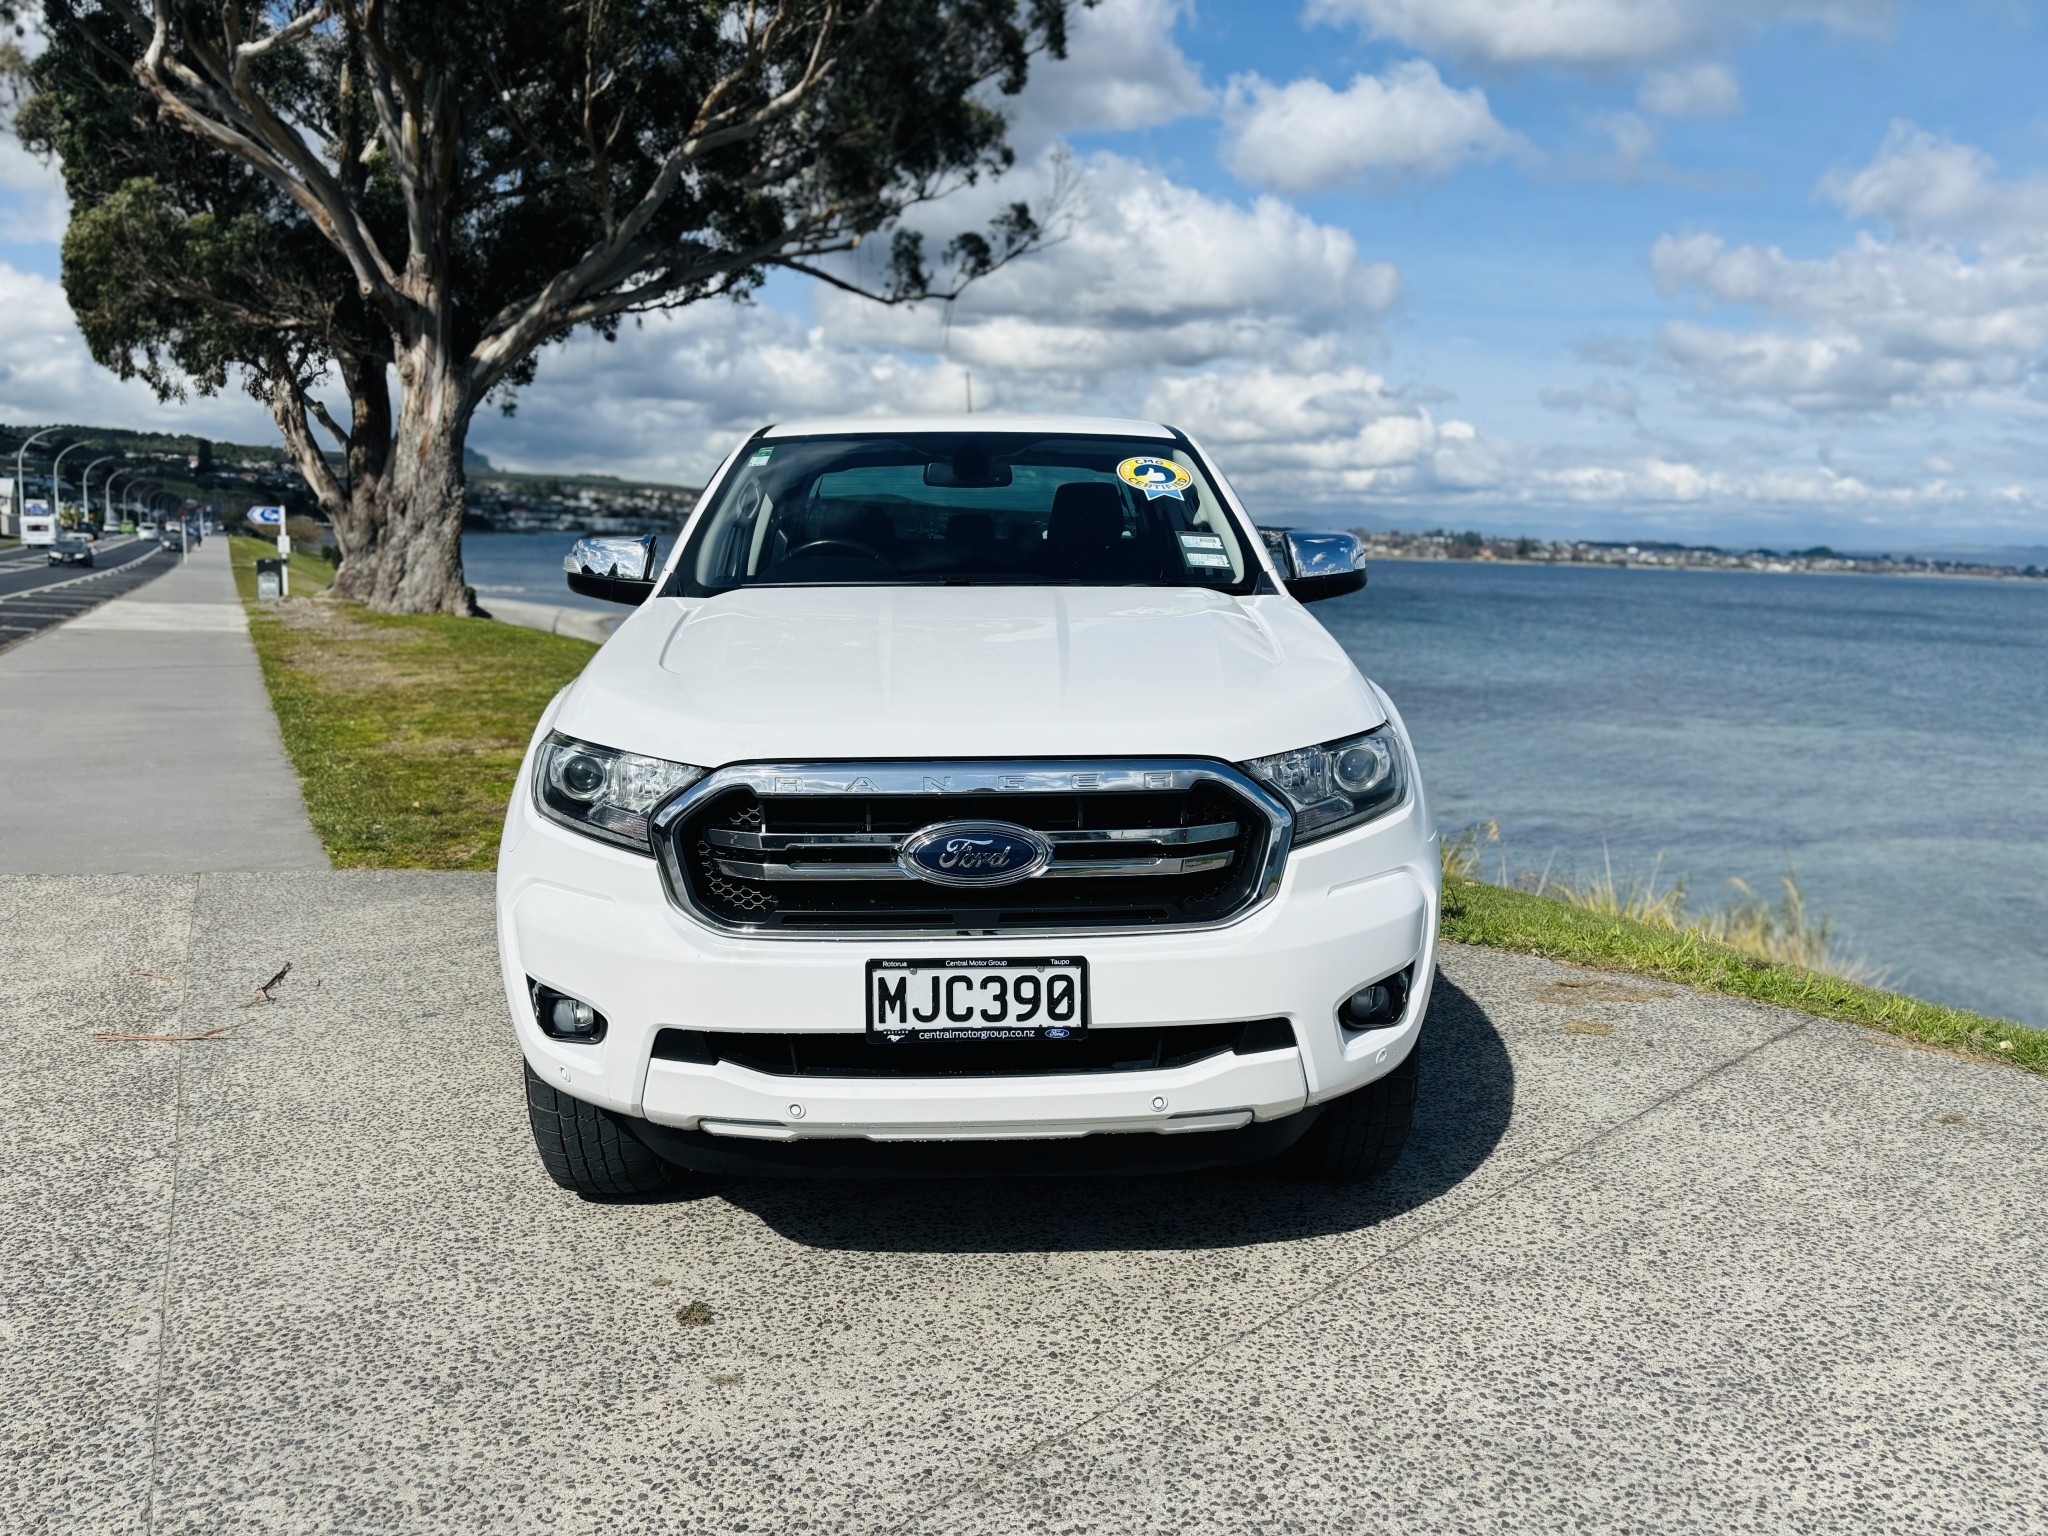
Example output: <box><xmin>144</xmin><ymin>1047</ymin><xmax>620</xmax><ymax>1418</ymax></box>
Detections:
<box><xmin>714</xmin><ymin>860</ymin><xmax>913</xmax><ymax>882</ymax></box>
<box><xmin>704</xmin><ymin>829</ymin><xmax>901</xmax><ymax>851</ymax></box>
<box><xmin>1039</xmin><ymin>853</ymin><xmax>1234</xmax><ymax>878</ymax></box>
<box><xmin>705</xmin><ymin>820</ymin><xmax>1239</xmax><ymax>854</ymax></box>
<box><xmin>1047</xmin><ymin>822</ymin><xmax>1238</xmax><ymax>846</ymax></box>
<box><xmin>714</xmin><ymin>851</ymin><xmax>1237</xmax><ymax>882</ymax></box>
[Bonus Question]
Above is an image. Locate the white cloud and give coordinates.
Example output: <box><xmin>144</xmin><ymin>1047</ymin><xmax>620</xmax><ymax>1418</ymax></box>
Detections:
<box><xmin>1220</xmin><ymin>62</ymin><xmax>1523</xmax><ymax>192</ymax></box>
<box><xmin>477</xmin><ymin>152</ymin><xmax>1408</xmax><ymax>483</ymax></box>
<box><xmin>1590</xmin><ymin>111</ymin><xmax>1660</xmax><ymax>181</ymax></box>
<box><xmin>1819</xmin><ymin>121</ymin><xmax>2048</xmax><ymax>238</ymax></box>
<box><xmin>1638</xmin><ymin>62</ymin><xmax>1743</xmax><ymax>117</ymax></box>
<box><xmin>821</xmin><ymin>151</ymin><xmax>1401</xmax><ymax>381</ymax></box>
<box><xmin>1650</xmin><ymin>127</ymin><xmax>2048</xmax><ymax>414</ymax></box>
<box><xmin>1304</xmin><ymin>0</ymin><xmax>1897</xmax><ymax>70</ymax></box>
<box><xmin>1141</xmin><ymin>364</ymin><xmax>1500</xmax><ymax>505</ymax></box>
<box><xmin>0</xmin><ymin>263</ymin><xmax>280</xmax><ymax>440</ymax></box>
<box><xmin>997</xmin><ymin>0</ymin><xmax>1211</xmax><ymax>156</ymax></box>
<box><xmin>0</xmin><ymin>94</ymin><xmax>70</xmax><ymax>243</ymax></box>
<box><xmin>471</xmin><ymin>302</ymin><xmax>970</xmax><ymax>482</ymax></box>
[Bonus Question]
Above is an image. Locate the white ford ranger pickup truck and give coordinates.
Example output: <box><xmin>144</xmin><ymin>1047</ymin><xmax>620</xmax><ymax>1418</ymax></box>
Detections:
<box><xmin>496</xmin><ymin>415</ymin><xmax>1439</xmax><ymax>1195</ymax></box>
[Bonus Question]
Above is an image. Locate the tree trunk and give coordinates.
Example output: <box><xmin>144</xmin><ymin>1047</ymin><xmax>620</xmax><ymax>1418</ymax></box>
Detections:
<box><xmin>325</xmin><ymin>359</ymin><xmax>395</xmax><ymax>604</ymax></box>
<box><xmin>351</xmin><ymin>340</ymin><xmax>481</xmax><ymax>616</ymax></box>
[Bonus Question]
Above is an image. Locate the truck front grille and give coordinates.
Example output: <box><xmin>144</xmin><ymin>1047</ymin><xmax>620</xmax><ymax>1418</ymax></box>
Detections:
<box><xmin>652</xmin><ymin>761</ymin><xmax>1287</xmax><ymax>936</ymax></box>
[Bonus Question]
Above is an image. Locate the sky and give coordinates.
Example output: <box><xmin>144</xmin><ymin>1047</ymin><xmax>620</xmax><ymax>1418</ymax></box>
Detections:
<box><xmin>7</xmin><ymin>0</ymin><xmax>2048</xmax><ymax>550</ymax></box>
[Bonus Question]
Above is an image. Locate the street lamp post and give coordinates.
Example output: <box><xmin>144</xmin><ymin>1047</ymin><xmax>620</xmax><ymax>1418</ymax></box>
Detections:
<box><xmin>80</xmin><ymin>456</ymin><xmax>117</xmax><ymax>534</ymax></box>
<box><xmin>12</xmin><ymin>426</ymin><xmax>60</xmax><ymax>525</ymax></box>
<box><xmin>105</xmin><ymin>468</ymin><xmax>139</xmax><ymax>527</ymax></box>
<box><xmin>50</xmin><ymin>441</ymin><xmax>89</xmax><ymax>524</ymax></box>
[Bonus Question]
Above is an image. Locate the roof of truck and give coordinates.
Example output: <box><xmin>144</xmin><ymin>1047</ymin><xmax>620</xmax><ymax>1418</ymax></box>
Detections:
<box><xmin>759</xmin><ymin>414</ymin><xmax>1177</xmax><ymax>440</ymax></box>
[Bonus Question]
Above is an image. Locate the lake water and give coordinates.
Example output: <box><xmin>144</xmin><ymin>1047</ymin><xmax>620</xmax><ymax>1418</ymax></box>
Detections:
<box><xmin>466</xmin><ymin>532</ymin><xmax>2048</xmax><ymax>1025</ymax></box>
<box><xmin>1318</xmin><ymin>561</ymin><xmax>2048</xmax><ymax>1027</ymax></box>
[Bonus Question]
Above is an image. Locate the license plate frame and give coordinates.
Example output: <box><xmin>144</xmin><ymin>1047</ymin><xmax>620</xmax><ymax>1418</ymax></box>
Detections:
<box><xmin>866</xmin><ymin>956</ymin><xmax>1089</xmax><ymax>1043</ymax></box>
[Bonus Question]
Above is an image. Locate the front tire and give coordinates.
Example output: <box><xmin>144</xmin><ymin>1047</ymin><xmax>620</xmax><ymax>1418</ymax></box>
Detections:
<box><xmin>523</xmin><ymin>1062</ymin><xmax>680</xmax><ymax>1199</ymax></box>
<box><xmin>1273</xmin><ymin>1040</ymin><xmax>1420</xmax><ymax>1183</ymax></box>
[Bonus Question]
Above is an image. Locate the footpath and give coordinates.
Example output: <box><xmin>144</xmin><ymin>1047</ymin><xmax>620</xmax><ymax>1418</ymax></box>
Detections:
<box><xmin>0</xmin><ymin>538</ymin><xmax>327</xmax><ymax>873</ymax></box>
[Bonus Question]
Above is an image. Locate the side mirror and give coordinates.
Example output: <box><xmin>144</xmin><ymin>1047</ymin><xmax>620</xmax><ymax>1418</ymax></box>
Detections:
<box><xmin>565</xmin><ymin>534</ymin><xmax>658</xmax><ymax>605</ymax></box>
<box><xmin>1258</xmin><ymin>527</ymin><xmax>1368</xmax><ymax>604</ymax></box>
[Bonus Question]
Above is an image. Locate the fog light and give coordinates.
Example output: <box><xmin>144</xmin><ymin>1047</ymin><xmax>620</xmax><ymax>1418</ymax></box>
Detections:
<box><xmin>531</xmin><ymin>980</ymin><xmax>608</xmax><ymax>1043</ymax></box>
<box><xmin>1340</xmin><ymin>966</ymin><xmax>1412</xmax><ymax>1030</ymax></box>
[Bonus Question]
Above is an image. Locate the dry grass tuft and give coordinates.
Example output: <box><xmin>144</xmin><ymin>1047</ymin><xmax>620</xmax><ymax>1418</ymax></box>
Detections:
<box><xmin>1443</xmin><ymin>823</ymin><xmax>1875</xmax><ymax>984</ymax></box>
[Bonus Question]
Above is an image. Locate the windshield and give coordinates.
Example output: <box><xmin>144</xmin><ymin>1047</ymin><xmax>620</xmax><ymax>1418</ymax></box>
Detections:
<box><xmin>671</xmin><ymin>432</ymin><xmax>1259</xmax><ymax>596</ymax></box>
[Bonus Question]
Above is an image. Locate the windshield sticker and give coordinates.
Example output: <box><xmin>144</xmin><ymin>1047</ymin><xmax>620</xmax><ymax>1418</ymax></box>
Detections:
<box><xmin>1183</xmin><ymin>550</ymin><xmax>1233</xmax><ymax>570</ymax></box>
<box><xmin>748</xmin><ymin>447</ymin><xmax>773</xmax><ymax>467</ymax></box>
<box><xmin>1177</xmin><ymin>532</ymin><xmax>1225</xmax><ymax>551</ymax></box>
<box><xmin>1117</xmin><ymin>456</ymin><xmax>1192</xmax><ymax>502</ymax></box>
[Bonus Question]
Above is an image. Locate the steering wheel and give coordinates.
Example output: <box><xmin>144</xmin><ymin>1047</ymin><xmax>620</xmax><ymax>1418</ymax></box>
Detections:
<box><xmin>782</xmin><ymin>538</ymin><xmax>895</xmax><ymax>571</ymax></box>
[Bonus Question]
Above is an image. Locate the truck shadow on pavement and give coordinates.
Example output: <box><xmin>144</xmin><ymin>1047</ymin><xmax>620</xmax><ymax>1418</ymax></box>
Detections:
<box><xmin>710</xmin><ymin>975</ymin><xmax>1514</xmax><ymax>1253</ymax></box>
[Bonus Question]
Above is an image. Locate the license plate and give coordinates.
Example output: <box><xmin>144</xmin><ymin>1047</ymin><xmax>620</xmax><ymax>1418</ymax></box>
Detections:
<box><xmin>866</xmin><ymin>957</ymin><xmax>1088</xmax><ymax>1042</ymax></box>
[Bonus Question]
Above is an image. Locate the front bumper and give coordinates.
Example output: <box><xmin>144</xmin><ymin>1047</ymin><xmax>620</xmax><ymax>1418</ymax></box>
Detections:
<box><xmin>497</xmin><ymin>744</ymin><xmax>1438</xmax><ymax>1157</ymax></box>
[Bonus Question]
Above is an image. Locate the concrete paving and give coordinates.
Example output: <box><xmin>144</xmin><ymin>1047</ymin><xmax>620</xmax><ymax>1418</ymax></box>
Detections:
<box><xmin>0</xmin><ymin>541</ymin><xmax>326</xmax><ymax>874</ymax></box>
<box><xmin>3</xmin><ymin>870</ymin><xmax>2042</xmax><ymax>1535</ymax></box>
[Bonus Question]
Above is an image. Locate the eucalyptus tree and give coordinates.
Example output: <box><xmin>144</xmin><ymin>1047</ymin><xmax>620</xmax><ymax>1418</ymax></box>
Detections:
<box><xmin>18</xmin><ymin>1</ymin><xmax>1072</xmax><ymax>612</ymax></box>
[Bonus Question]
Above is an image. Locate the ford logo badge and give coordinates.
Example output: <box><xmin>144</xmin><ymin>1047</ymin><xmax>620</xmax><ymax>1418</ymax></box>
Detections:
<box><xmin>898</xmin><ymin>821</ymin><xmax>1053</xmax><ymax>887</ymax></box>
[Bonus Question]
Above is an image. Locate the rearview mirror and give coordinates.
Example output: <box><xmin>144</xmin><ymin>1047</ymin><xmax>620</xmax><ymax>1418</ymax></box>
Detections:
<box><xmin>923</xmin><ymin>450</ymin><xmax>1012</xmax><ymax>489</ymax></box>
<box><xmin>565</xmin><ymin>534</ymin><xmax>658</xmax><ymax>605</ymax></box>
<box><xmin>1258</xmin><ymin>528</ymin><xmax>1368</xmax><ymax>604</ymax></box>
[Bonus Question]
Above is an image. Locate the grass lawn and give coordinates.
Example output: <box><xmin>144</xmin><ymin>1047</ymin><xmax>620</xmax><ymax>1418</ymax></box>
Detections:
<box><xmin>1444</xmin><ymin>873</ymin><xmax>2045</xmax><ymax>1075</ymax></box>
<box><xmin>222</xmin><ymin>532</ymin><xmax>2044</xmax><ymax>1069</ymax></box>
<box><xmin>229</xmin><ymin>535</ymin><xmax>596</xmax><ymax>868</ymax></box>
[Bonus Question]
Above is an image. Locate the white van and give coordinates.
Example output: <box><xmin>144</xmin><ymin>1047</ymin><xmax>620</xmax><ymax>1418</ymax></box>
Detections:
<box><xmin>20</xmin><ymin>502</ymin><xmax>58</xmax><ymax>547</ymax></box>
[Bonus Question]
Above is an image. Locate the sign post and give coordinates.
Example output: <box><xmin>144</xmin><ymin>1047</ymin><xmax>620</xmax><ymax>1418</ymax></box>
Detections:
<box><xmin>250</xmin><ymin>506</ymin><xmax>288</xmax><ymax>595</ymax></box>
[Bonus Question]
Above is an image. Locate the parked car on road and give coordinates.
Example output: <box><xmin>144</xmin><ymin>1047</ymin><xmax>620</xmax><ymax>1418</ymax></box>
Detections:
<box><xmin>48</xmin><ymin>536</ymin><xmax>95</xmax><ymax>568</ymax></box>
<box><xmin>499</xmin><ymin>415</ymin><xmax>1431</xmax><ymax>1199</ymax></box>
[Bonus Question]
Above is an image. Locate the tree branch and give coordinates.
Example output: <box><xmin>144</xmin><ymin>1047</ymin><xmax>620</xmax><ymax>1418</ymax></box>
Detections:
<box><xmin>124</xmin><ymin>0</ymin><xmax>411</xmax><ymax>325</ymax></box>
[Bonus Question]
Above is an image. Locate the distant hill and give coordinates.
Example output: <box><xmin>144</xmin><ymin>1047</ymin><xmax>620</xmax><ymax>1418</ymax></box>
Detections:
<box><xmin>1</xmin><ymin>421</ymin><xmax>281</xmax><ymax>469</ymax></box>
<box><xmin>2</xmin><ymin>419</ymin><xmax>697</xmax><ymax>496</ymax></box>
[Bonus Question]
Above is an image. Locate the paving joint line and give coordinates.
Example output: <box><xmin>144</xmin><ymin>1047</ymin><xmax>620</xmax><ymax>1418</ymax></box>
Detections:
<box><xmin>140</xmin><ymin>878</ymin><xmax>203</xmax><ymax>1536</ymax></box>
<box><xmin>888</xmin><ymin>1009</ymin><xmax>1816</xmax><ymax>1536</ymax></box>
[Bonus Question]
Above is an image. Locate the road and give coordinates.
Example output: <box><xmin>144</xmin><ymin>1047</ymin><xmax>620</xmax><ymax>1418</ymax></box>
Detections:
<box><xmin>3</xmin><ymin>869</ymin><xmax>2041</xmax><ymax>1535</ymax></box>
<box><xmin>0</xmin><ymin>535</ymin><xmax>174</xmax><ymax>651</ymax></box>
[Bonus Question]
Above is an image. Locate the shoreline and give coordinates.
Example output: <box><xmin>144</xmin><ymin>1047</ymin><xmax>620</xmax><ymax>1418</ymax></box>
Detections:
<box><xmin>1360</xmin><ymin>550</ymin><xmax>2046</xmax><ymax>583</ymax></box>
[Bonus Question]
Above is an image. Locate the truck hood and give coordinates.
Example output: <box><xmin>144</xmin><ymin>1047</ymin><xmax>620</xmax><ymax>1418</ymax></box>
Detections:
<box><xmin>555</xmin><ymin>585</ymin><xmax>1384</xmax><ymax>767</ymax></box>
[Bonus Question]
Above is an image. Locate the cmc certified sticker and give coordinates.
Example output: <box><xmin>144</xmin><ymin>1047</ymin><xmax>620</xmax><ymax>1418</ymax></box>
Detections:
<box><xmin>1116</xmin><ymin>456</ymin><xmax>1193</xmax><ymax>501</ymax></box>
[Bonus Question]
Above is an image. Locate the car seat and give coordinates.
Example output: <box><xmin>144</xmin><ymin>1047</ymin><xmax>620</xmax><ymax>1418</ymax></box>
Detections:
<box><xmin>1043</xmin><ymin>482</ymin><xmax>1142</xmax><ymax>579</ymax></box>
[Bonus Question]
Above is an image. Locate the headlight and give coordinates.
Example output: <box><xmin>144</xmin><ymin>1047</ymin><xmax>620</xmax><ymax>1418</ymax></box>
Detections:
<box><xmin>1243</xmin><ymin>726</ymin><xmax>1407</xmax><ymax>843</ymax></box>
<box><xmin>533</xmin><ymin>732</ymin><xmax>706</xmax><ymax>851</ymax></box>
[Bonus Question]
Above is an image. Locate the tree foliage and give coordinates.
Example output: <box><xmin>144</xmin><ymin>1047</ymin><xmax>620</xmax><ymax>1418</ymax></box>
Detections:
<box><xmin>16</xmin><ymin>1</ymin><xmax>1074</xmax><ymax>611</ymax></box>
